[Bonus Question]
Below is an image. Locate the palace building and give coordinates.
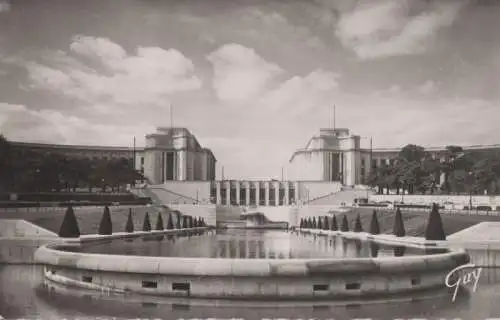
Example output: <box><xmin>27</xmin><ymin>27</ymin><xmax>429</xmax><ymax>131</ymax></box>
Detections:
<box><xmin>8</xmin><ymin>126</ymin><xmax>500</xmax><ymax>206</ymax></box>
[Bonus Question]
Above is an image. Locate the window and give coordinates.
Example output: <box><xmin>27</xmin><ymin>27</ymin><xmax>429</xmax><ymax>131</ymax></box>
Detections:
<box><xmin>142</xmin><ymin>281</ymin><xmax>158</xmax><ymax>289</ymax></box>
<box><xmin>411</xmin><ymin>277</ymin><xmax>421</xmax><ymax>286</ymax></box>
<box><xmin>172</xmin><ymin>282</ymin><xmax>190</xmax><ymax>291</ymax></box>
<box><xmin>313</xmin><ymin>284</ymin><xmax>329</xmax><ymax>291</ymax></box>
<box><xmin>345</xmin><ymin>282</ymin><xmax>361</xmax><ymax>290</ymax></box>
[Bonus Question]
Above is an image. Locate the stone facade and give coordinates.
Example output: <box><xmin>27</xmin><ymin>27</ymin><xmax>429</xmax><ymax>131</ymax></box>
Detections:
<box><xmin>288</xmin><ymin>128</ymin><xmax>500</xmax><ymax>186</ymax></box>
<box><xmin>139</xmin><ymin>127</ymin><xmax>216</xmax><ymax>184</ymax></box>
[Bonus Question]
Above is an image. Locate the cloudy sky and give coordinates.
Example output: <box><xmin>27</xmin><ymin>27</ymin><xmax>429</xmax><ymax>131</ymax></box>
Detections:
<box><xmin>0</xmin><ymin>0</ymin><xmax>499</xmax><ymax>179</ymax></box>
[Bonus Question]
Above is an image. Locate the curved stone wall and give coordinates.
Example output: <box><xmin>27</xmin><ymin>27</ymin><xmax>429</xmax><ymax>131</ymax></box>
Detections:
<box><xmin>34</xmin><ymin>243</ymin><xmax>469</xmax><ymax>300</ymax></box>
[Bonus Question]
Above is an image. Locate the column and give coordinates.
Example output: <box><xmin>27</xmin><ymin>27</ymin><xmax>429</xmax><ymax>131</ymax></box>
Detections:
<box><xmin>245</xmin><ymin>182</ymin><xmax>250</xmax><ymax>206</ymax></box>
<box><xmin>246</xmin><ymin>240</ymin><xmax>250</xmax><ymax>259</ymax></box>
<box><xmin>216</xmin><ymin>181</ymin><xmax>221</xmax><ymax>205</ymax></box>
<box><xmin>294</xmin><ymin>182</ymin><xmax>299</xmax><ymax>205</ymax></box>
<box><xmin>226</xmin><ymin>240</ymin><xmax>230</xmax><ymax>258</ymax></box>
<box><xmin>275</xmin><ymin>182</ymin><xmax>280</xmax><ymax>206</ymax></box>
<box><xmin>265</xmin><ymin>182</ymin><xmax>270</xmax><ymax>206</ymax></box>
<box><xmin>284</xmin><ymin>182</ymin><xmax>290</xmax><ymax>205</ymax></box>
<box><xmin>236</xmin><ymin>181</ymin><xmax>241</xmax><ymax>206</ymax></box>
<box><xmin>177</xmin><ymin>150</ymin><xmax>186</xmax><ymax>181</ymax></box>
<box><xmin>225</xmin><ymin>182</ymin><xmax>230</xmax><ymax>206</ymax></box>
<box><xmin>255</xmin><ymin>182</ymin><xmax>260</xmax><ymax>207</ymax></box>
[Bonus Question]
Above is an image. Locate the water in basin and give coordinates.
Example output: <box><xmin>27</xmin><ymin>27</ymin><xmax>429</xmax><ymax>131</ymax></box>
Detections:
<box><xmin>63</xmin><ymin>229</ymin><xmax>446</xmax><ymax>258</ymax></box>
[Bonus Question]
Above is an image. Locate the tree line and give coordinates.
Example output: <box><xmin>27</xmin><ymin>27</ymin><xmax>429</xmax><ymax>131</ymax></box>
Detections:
<box><xmin>367</xmin><ymin>144</ymin><xmax>500</xmax><ymax>195</ymax></box>
<box><xmin>0</xmin><ymin>135</ymin><xmax>144</xmax><ymax>193</ymax></box>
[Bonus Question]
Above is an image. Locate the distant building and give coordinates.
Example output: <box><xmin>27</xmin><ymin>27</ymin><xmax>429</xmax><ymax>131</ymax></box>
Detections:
<box><xmin>8</xmin><ymin>126</ymin><xmax>500</xmax><ymax>204</ymax></box>
<box><xmin>139</xmin><ymin>127</ymin><xmax>216</xmax><ymax>184</ymax></box>
<box><xmin>8</xmin><ymin>127</ymin><xmax>217</xmax><ymax>184</ymax></box>
<box><xmin>287</xmin><ymin>127</ymin><xmax>500</xmax><ymax>186</ymax></box>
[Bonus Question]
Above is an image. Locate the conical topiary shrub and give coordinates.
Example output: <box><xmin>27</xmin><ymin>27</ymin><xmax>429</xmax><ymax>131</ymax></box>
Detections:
<box><xmin>175</xmin><ymin>214</ymin><xmax>181</xmax><ymax>229</ymax></box>
<box><xmin>188</xmin><ymin>216</ymin><xmax>193</xmax><ymax>228</ymax></box>
<box><xmin>198</xmin><ymin>217</ymin><xmax>204</xmax><ymax>227</ymax></box>
<box><xmin>59</xmin><ymin>206</ymin><xmax>80</xmax><ymax>238</ymax></box>
<box><xmin>143</xmin><ymin>212</ymin><xmax>152</xmax><ymax>231</ymax></box>
<box><xmin>155</xmin><ymin>213</ymin><xmax>164</xmax><ymax>230</ymax></box>
<box><xmin>369</xmin><ymin>209</ymin><xmax>380</xmax><ymax>235</ymax></box>
<box><xmin>393</xmin><ymin>207</ymin><xmax>406</xmax><ymax>237</ymax></box>
<box><xmin>323</xmin><ymin>216</ymin><xmax>330</xmax><ymax>230</ymax></box>
<box><xmin>200</xmin><ymin>217</ymin><xmax>206</xmax><ymax>227</ymax></box>
<box><xmin>305</xmin><ymin>218</ymin><xmax>310</xmax><ymax>228</ymax></box>
<box><xmin>299</xmin><ymin>218</ymin><xmax>304</xmax><ymax>228</ymax></box>
<box><xmin>312</xmin><ymin>217</ymin><xmax>317</xmax><ymax>229</ymax></box>
<box><xmin>317</xmin><ymin>216</ymin><xmax>323</xmax><ymax>230</ymax></box>
<box><xmin>166</xmin><ymin>214</ymin><xmax>174</xmax><ymax>230</ymax></box>
<box><xmin>182</xmin><ymin>216</ymin><xmax>188</xmax><ymax>229</ymax></box>
<box><xmin>193</xmin><ymin>217</ymin><xmax>199</xmax><ymax>228</ymax></box>
<box><xmin>98</xmin><ymin>206</ymin><xmax>112</xmax><ymax>235</ymax></box>
<box><xmin>125</xmin><ymin>208</ymin><xmax>134</xmax><ymax>233</ymax></box>
<box><xmin>425</xmin><ymin>203</ymin><xmax>446</xmax><ymax>240</ymax></box>
<box><xmin>331</xmin><ymin>215</ymin><xmax>338</xmax><ymax>231</ymax></box>
<box><xmin>354</xmin><ymin>213</ymin><xmax>363</xmax><ymax>232</ymax></box>
<box><xmin>341</xmin><ymin>215</ymin><xmax>349</xmax><ymax>232</ymax></box>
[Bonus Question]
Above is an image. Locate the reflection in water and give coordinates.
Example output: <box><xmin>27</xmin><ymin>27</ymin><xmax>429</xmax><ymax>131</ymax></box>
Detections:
<box><xmin>0</xmin><ymin>264</ymin><xmax>487</xmax><ymax>320</ymax></box>
<box><xmin>394</xmin><ymin>246</ymin><xmax>406</xmax><ymax>257</ymax></box>
<box><xmin>370</xmin><ymin>242</ymin><xmax>379</xmax><ymax>257</ymax></box>
<box><xmin>355</xmin><ymin>240</ymin><xmax>362</xmax><ymax>256</ymax></box>
<box><xmin>4</xmin><ymin>247</ymin><xmax>500</xmax><ymax>318</ymax></box>
<box><xmin>57</xmin><ymin>230</ymin><xmax>436</xmax><ymax>260</ymax></box>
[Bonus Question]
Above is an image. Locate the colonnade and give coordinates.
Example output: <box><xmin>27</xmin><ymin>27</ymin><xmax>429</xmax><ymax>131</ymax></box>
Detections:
<box><xmin>213</xmin><ymin>181</ymin><xmax>299</xmax><ymax>206</ymax></box>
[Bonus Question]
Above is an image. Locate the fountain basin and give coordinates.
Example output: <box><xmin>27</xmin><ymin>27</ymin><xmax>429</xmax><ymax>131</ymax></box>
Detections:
<box><xmin>34</xmin><ymin>234</ymin><xmax>469</xmax><ymax>300</ymax></box>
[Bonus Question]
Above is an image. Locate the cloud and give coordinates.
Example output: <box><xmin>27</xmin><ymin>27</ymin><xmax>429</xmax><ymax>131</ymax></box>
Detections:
<box><xmin>0</xmin><ymin>1</ymin><xmax>10</xmax><ymax>13</ymax></box>
<box><xmin>258</xmin><ymin>69</ymin><xmax>340</xmax><ymax>115</ymax></box>
<box><xmin>335</xmin><ymin>0</ymin><xmax>465</xmax><ymax>59</ymax></box>
<box><xmin>207</xmin><ymin>43</ymin><xmax>283</xmax><ymax>103</ymax></box>
<box><xmin>26</xmin><ymin>35</ymin><xmax>201</xmax><ymax>106</ymax></box>
<box><xmin>0</xmin><ymin>103</ymin><xmax>154</xmax><ymax>146</ymax></box>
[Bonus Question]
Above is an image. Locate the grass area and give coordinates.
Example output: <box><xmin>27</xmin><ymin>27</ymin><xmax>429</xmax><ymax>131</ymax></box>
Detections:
<box><xmin>348</xmin><ymin>207</ymin><xmax>500</xmax><ymax>237</ymax></box>
<box><xmin>0</xmin><ymin>205</ymin><xmax>179</xmax><ymax>235</ymax></box>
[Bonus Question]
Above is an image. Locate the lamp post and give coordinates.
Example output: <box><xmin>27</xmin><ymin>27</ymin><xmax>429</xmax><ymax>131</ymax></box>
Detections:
<box><xmin>468</xmin><ymin>171</ymin><xmax>473</xmax><ymax>211</ymax></box>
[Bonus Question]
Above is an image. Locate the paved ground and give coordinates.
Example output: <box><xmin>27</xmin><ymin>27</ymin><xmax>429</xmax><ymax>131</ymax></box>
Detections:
<box><xmin>448</xmin><ymin>222</ymin><xmax>500</xmax><ymax>241</ymax></box>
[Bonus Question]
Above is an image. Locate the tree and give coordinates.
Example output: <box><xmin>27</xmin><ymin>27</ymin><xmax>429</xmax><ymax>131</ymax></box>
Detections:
<box><xmin>341</xmin><ymin>215</ymin><xmax>349</xmax><ymax>232</ymax></box>
<box><xmin>323</xmin><ymin>216</ymin><xmax>330</xmax><ymax>230</ymax></box>
<box><xmin>354</xmin><ymin>213</ymin><xmax>363</xmax><ymax>232</ymax></box>
<box><xmin>425</xmin><ymin>203</ymin><xmax>446</xmax><ymax>240</ymax></box>
<box><xmin>317</xmin><ymin>216</ymin><xmax>323</xmax><ymax>229</ymax></box>
<box><xmin>182</xmin><ymin>216</ymin><xmax>188</xmax><ymax>229</ymax></box>
<box><xmin>143</xmin><ymin>212</ymin><xmax>152</xmax><ymax>231</ymax></box>
<box><xmin>312</xmin><ymin>217</ymin><xmax>317</xmax><ymax>229</ymax></box>
<box><xmin>369</xmin><ymin>210</ymin><xmax>380</xmax><ymax>235</ymax></box>
<box><xmin>155</xmin><ymin>213</ymin><xmax>164</xmax><ymax>230</ymax></box>
<box><xmin>175</xmin><ymin>214</ymin><xmax>181</xmax><ymax>229</ymax></box>
<box><xmin>166</xmin><ymin>214</ymin><xmax>174</xmax><ymax>230</ymax></box>
<box><xmin>98</xmin><ymin>206</ymin><xmax>113</xmax><ymax>235</ymax></box>
<box><xmin>193</xmin><ymin>216</ymin><xmax>199</xmax><ymax>228</ymax></box>
<box><xmin>188</xmin><ymin>216</ymin><xmax>194</xmax><ymax>228</ymax></box>
<box><xmin>330</xmin><ymin>215</ymin><xmax>338</xmax><ymax>231</ymax></box>
<box><xmin>59</xmin><ymin>206</ymin><xmax>80</xmax><ymax>238</ymax></box>
<box><xmin>125</xmin><ymin>208</ymin><xmax>134</xmax><ymax>233</ymax></box>
<box><xmin>299</xmin><ymin>218</ymin><xmax>304</xmax><ymax>228</ymax></box>
<box><xmin>393</xmin><ymin>207</ymin><xmax>405</xmax><ymax>237</ymax></box>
